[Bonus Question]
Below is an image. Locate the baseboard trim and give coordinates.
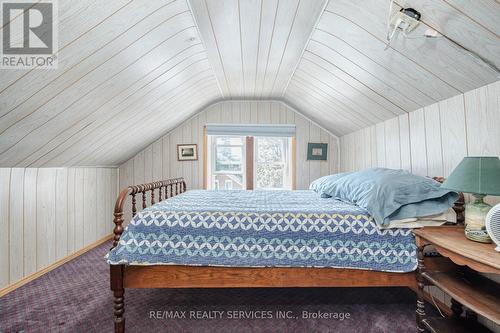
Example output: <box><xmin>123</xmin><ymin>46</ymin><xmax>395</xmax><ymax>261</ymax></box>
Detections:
<box><xmin>0</xmin><ymin>234</ymin><xmax>113</xmax><ymax>297</ymax></box>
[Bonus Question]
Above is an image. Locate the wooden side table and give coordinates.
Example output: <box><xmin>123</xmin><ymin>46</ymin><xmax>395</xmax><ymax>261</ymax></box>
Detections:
<box><xmin>413</xmin><ymin>226</ymin><xmax>500</xmax><ymax>332</ymax></box>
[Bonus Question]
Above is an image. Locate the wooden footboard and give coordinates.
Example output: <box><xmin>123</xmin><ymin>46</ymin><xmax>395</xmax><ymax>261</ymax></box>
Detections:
<box><xmin>110</xmin><ymin>177</ymin><xmax>186</xmax><ymax>333</ymax></box>
<box><xmin>109</xmin><ymin>177</ymin><xmax>464</xmax><ymax>333</ymax></box>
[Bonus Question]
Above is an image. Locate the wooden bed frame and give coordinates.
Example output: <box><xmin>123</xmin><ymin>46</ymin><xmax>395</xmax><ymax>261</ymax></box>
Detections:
<box><xmin>110</xmin><ymin>177</ymin><xmax>465</xmax><ymax>333</ymax></box>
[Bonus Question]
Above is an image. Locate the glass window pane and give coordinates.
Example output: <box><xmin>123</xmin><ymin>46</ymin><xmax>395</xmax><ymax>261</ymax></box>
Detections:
<box><xmin>213</xmin><ymin>174</ymin><xmax>244</xmax><ymax>190</ymax></box>
<box><xmin>215</xmin><ymin>146</ymin><xmax>243</xmax><ymax>172</ymax></box>
<box><xmin>257</xmin><ymin>137</ymin><xmax>284</xmax><ymax>163</ymax></box>
<box><xmin>216</xmin><ymin>137</ymin><xmax>243</xmax><ymax>145</ymax></box>
<box><xmin>256</xmin><ymin>164</ymin><xmax>284</xmax><ymax>189</ymax></box>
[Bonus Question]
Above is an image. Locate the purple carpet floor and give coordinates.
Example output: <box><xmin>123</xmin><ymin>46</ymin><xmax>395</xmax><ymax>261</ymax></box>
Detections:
<box><xmin>1</xmin><ymin>241</ymin><xmax>424</xmax><ymax>333</ymax></box>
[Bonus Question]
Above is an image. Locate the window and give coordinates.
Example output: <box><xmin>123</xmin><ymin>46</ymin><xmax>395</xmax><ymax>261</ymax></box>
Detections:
<box><xmin>254</xmin><ymin>137</ymin><xmax>291</xmax><ymax>190</ymax></box>
<box><xmin>207</xmin><ymin>129</ymin><xmax>294</xmax><ymax>190</ymax></box>
<box><xmin>209</xmin><ymin>136</ymin><xmax>246</xmax><ymax>190</ymax></box>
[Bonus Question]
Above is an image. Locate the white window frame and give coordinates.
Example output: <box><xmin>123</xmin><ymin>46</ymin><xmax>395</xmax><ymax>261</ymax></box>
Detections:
<box><xmin>208</xmin><ymin>135</ymin><xmax>246</xmax><ymax>190</ymax></box>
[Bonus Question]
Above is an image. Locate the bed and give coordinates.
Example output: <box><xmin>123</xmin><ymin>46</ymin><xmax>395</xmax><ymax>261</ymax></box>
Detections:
<box><xmin>108</xmin><ymin>177</ymin><xmax>464</xmax><ymax>333</ymax></box>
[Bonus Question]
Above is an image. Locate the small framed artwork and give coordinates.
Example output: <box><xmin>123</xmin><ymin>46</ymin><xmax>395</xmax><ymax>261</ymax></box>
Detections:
<box><xmin>177</xmin><ymin>144</ymin><xmax>198</xmax><ymax>161</ymax></box>
<box><xmin>307</xmin><ymin>143</ymin><xmax>328</xmax><ymax>161</ymax></box>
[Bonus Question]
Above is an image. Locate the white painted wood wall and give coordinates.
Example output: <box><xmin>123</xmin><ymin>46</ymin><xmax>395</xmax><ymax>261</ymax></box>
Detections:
<box><xmin>0</xmin><ymin>167</ymin><xmax>118</xmax><ymax>289</ymax></box>
<box><xmin>340</xmin><ymin>80</ymin><xmax>500</xmax><ymax>332</ymax></box>
<box><xmin>118</xmin><ymin>100</ymin><xmax>339</xmax><ymax>218</ymax></box>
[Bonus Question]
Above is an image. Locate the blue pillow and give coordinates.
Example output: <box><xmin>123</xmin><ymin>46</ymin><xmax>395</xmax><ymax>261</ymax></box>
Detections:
<box><xmin>312</xmin><ymin>168</ymin><xmax>458</xmax><ymax>227</ymax></box>
<box><xmin>309</xmin><ymin>172</ymin><xmax>352</xmax><ymax>197</ymax></box>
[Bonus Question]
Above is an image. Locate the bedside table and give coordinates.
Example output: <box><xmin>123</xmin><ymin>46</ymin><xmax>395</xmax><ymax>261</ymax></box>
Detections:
<box><xmin>413</xmin><ymin>226</ymin><xmax>500</xmax><ymax>333</ymax></box>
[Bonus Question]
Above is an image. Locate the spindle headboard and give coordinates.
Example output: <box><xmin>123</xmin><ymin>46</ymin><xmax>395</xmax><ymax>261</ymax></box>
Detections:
<box><xmin>111</xmin><ymin>177</ymin><xmax>186</xmax><ymax>248</ymax></box>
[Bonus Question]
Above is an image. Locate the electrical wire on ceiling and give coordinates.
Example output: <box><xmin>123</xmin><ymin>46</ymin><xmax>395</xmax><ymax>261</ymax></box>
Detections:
<box><xmin>384</xmin><ymin>1</ymin><xmax>500</xmax><ymax>75</ymax></box>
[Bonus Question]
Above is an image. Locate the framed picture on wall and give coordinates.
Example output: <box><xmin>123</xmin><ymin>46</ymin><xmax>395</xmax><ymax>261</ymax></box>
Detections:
<box><xmin>177</xmin><ymin>144</ymin><xmax>198</xmax><ymax>161</ymax></box>
<box><xmin>307</xmin><ymin>143</ymin><xmax>328</xmax><ymax>161</ymax></box>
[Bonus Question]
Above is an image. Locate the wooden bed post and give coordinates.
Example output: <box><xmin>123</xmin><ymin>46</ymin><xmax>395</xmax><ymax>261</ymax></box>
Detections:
<box><xmin>111</xmin><ymin>265</ymin><xmax>125</xmax><ymax>333</ymax></box>
<box><xmin>111</xmin><ymin>187</ymin><xmax>129</xmax><ymax>333</ymax></box>
<box><xmin>416</xmin><ymin>240</ymin><xmax>427</xmax><ymax>332</ymax></box>
<box><xmin>109</xmin><ymin>178</ymin><xmax>186</xmax><ymax>332</ymax></box>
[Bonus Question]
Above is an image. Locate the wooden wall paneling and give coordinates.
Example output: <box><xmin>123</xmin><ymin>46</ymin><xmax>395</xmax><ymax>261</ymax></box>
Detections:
<box><xmin>304</xmin><ymin>37</ymin><xmax>418</xmax><ymax>113</ymax></box>
<box><xmin>144</xmin><ymin>145</ymin><xmax>153</xmax><ymax>185</ymax></box>
<box><xmin>465</xmin><ymin>81</ymin><xmax>500</xmax><ymax>206</ymax></box>
<box><xmin>110</xmin><ymin>168</ymin><xmax>118</xmax><ymax>234</ymax></box>
<box><xmin>299</xmin><ymin>51</ymin><xmax>405</xmax><ymax>117</ymax></box>
<box><xmin>249</xmin><ymin>102</ymin><xmax>259</xmax><ymax>123</ymax></box>
<box><xmin>344</xmin><ymin>134</ymin><xmax>352</xmax><ymax>172</ymax></box>
<box><xmin>443</xmin><ymin>0</ymin><xmax>500</xmax><ymax>36</ymax></box>
<box><xmin>289</xmin><ymin>74</ymin><xmax>372</xmax><ymax>130</ymax></box>
<box><xmin>23</xmin><ymin>46</ymin><xmax>203</xmax><ymax>166</ymax></box>
<box><xmin>364</xmin><ymin>127</ymin><xmax>373</xmax><ymax>169</ymax></box>
<box><xmin>339</xmin><ymin>82</ymin><xmax>499</xmax><ymax>183</ymax></box>
<box><xmin>197</xmin><ymin>112</ymin><xmax>207</xmax><ymax>188</ymax></box>
<box><xmin>67</xmin><ymin>168</ymin><xmax>76</xmax><ymax>255</ymax></box>
<box><xmin>308</xmin><ymin>122</ymin><xmax>322</xmax><ymax>182</ymax></box>
<box><xmin>375</xmin><ymin>122</ymin><xmax>386</xmax><ymax>168</ymax></box>
<box><xmin>369</xmin><ymin>126</ymin><xmax>377</xmax><ymax>169</ymax></box>
<box><xmin>465</xmin><ymin>80</ymin><xmax>500</xmax><ymax>157</ymax></box>
<box><xmin>191</xmin><ymin>117</ymin><xmax>200</xmax><ymax>187</ymax></box>
<box><xmin>181</xmin><ymin>123</ymin><xmax>192</xmax><ymax>187</ymax></box>
<box><xmin>439</xmin><ymin>95</ymin><xmax>468</xmax><ymax>176</ymax></box>
<box><xmin>339</xmin><ymin>136</ymin><xmax>345</xmax><ymax>172</ymax></box>
<box><xmin>384</xmin><ymin>117</ymin><xmax>401</xmax><ymax>169</ymax></box>
<box><xmin>239</xmin><ymin>101</ymin><xmax>250</xmax><ymax>124</ymax></box>
<box><xmin>0</xmin><ymin>1</ymin><xmax>195</xmax><ymax>165</ymax></box>
<box><xmin>401</xmin><ymin>0</ymin><xmax>500</xmax><ymax>69</ymax></box>
<box><xmin>0</xmin><ymin>169</ymin><xmax>11</xmax><ymax>288</ymax></box>
<box><xmin>399</xmin><ymin>114</ymin><xmax>411</xmax><ymax>171</ymax></box>
<box><xmin>409</xmin><ymin>109</ymin><xmax>428</xmax><ymax>176</ymax></box>
<box><xmin>0</xmin><ymin>0</ymin><xmax>149</xmax><ymax>117</ymax></box>
<box><xmin>292</xmin><ymin>65</ymin><xmax>384</xmax><ymax>126</ymax></box>
<box><xmin>83</xmin><ymin>168</ymin><xmax>97</xmax><ymax>246</ymax></box>
<box><xmin>0</xmin><ymin>0</ymin><xmax>132</xmax><ymax>93</ymax></box>
<box><xmin>118</xmin><ymin>100</ymin><xmax>339</xmax><ymax>191</ymax></box>
<box><xmin>23</xmin><ymin>24</ymin><xmax>206</xmax><ymax>166</ymax></box>
<box><xmin>238</xmin><ymin>0</ymin><xmax>261</xmax><ymax>97</ymax></box>
<box><xmin>338</xmin><ymin>81</ymin><xmax>500</xmax><ymax>333</ymax></box>
<box><xmin>326</xmin><ymin>0</ymin><xmax>499</xmax><ymax>92</ymax></box>
<box><xmin>162</xmin><ymin>135</ymin><xmax>171</xmax><ymax>180</ymax></box>
<box><xmin>319</xmin><ymin>129</ymin><xmax>331</xmax><ymax>176</ymax></box>
<box><xmin>0</xmin><ymin>167</ymin><xmax>118</xmax><ymax>289</ymax></box>
<box><xmin>257</xmin><ymin>101</ymin><xmax>271</xmax><ymax>123</ymax></box>
<box><xmin>189</xmin><ymin>0</ymin><xmax>326</xmax><ymax>97</ymax></box>
<box><xmin>152</xmin><ymin>139</ymin><xmax>163</xmax><ymax>181</ymax></box>
<box><xmin>172</xmin><ymin>128</ymin><xmax>182</xmax><ymax>179</ymax></box>
<box><xmin>133</xmin><ymin>152</ymin><xmax>145</xmax><ymax>185</ymax></box>
<box><xmin>55</xmin><ymin>168</ymin><xmax>68</xmax><ymax>261</ymax></box>
<box><xmin>295</xmin><ymin>113</ymin><xmax>310</xmax><ymax>189</ymax></box>
<box><xmin>193</xmin><ymin>0</ymin><xmax>243</xmax><ymax>96</ymax></box>
<box><xmin>310</xmin><ymin>27</ymin><xmax>431</xmax><ymax>108</ymax></box>
<box><xmin>23</xmin><ymin>169</ymin><xmax>37</xmax><ymax>276</ymax></box>
<box><xmin>96</xmin><ymin>168</ymin><xmax>107</xmax><ymax>240</ymax></box>
<box><xmin>119</xmin><ymin>159</ymin><xmax>133</xmax><ymax>224</ymax></box>
<box><xmin>37</xmin><ymin>48</ymin><xmax>217</xmax><ymax>167</ymax></box>
<box><xmin>36</xmin><ymin>168</ymin><xmax>57</xmax><ymax>270</ymax></box>
<box><xmin>9</xmin><ymin>168</ymin><xmax>24</xmax><ymax>283</ymax></box>
<box><xmin>285</xmin><ymin>82</ymin><xmax>357</xmax><ymax>135</ymax></box>
<box><xmin>423</xmin><ymin>103</ymin><xmax>444</xmax><ymax>176</ymax></box>
<box><xmin>315</xmin><ymin>9</ymin><xmax>460</xmax><ymax>102</ymax></box>
<box><xmin>74</xmin><ymin>169</ymin><xmax>85</xmax><ymax>250</ymax></box>
<box><xmin>270</xmin><ymin>102</ymin><xmax>281</xmax><ymax>124</ymax></box>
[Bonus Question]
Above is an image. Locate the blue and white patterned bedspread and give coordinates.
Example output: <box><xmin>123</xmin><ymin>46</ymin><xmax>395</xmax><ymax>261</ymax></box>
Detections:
<box><xmin>106</xmin><ymin>190</ymin><xmax>417</xmax><ymax>273</ymax></box>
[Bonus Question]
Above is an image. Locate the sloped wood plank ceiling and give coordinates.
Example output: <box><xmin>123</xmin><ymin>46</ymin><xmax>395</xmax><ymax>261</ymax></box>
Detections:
<box><xmin>0</xmin><ymin>0</ymin><xmax>498</xmax><ymax>167</ymax></box>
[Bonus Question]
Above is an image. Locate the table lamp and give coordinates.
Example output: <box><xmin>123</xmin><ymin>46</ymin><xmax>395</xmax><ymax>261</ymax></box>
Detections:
<box><xmin>442</xmin><ymin>156</ymin><xmax>500</xmax><ymax>243</ymax></box>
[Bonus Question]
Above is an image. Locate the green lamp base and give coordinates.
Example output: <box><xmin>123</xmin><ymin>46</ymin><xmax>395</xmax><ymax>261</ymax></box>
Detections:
<box><xmin>464</xmin><ymin>194</ymin><xmax>492</xmax><ymax>243</ymax></box>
